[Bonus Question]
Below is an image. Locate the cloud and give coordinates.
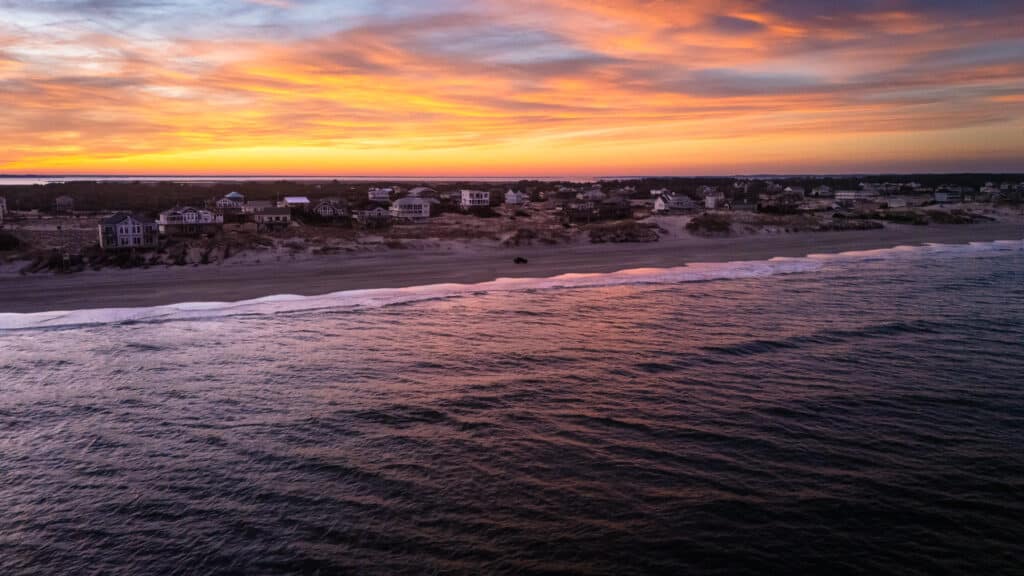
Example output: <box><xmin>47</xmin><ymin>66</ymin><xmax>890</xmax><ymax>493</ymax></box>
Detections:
<box><xmin>0</xmin><ymin>0</ymin><xmax>1022</xmax><ymax>174</ymax></box>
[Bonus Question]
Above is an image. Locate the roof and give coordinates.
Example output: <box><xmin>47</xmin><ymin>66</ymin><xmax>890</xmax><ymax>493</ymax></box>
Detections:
<box><xmin>257</xmin><ymin>207</ymin><xmax>291</xmax><ymax>215</ymax></box>
<box><xmin>392</xmin><ymin>196</ymin><xmax>429</xmax><ymax>205</ymax></box>
<box><xmin>225</xmin><ymin>191</ymin><xmax>245</xmax><ymax>200</ymax></box>
<box><xmin>283</xmin><ymin>196</ymin><xmax>310</xmax><ymax>204</ymax></box>
<box><xmin>101</xmin><ymin>212</ymin><xmax>154</xmax><ymax>225</ymax></box>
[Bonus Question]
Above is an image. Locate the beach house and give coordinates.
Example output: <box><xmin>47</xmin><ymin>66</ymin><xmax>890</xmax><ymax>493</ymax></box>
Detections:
<box><xmin>812</xmin><ymin>185</ymin><xmax>834</xmax><ymax>197</ymax></box>
<box><xmin>254</xmin><ymin>207</ymin><xmax>292</xmax><ymax>231</ymax></box>
<box><xmin>390</xmin><ymin>196</ymin><xmax>431</xmax><ymax>221</ymax></box>
<box><xmin>279</xmin><ymin>196</ymin><xmax>311</xmax><ymax>210</ymax></box>
<box><xmin>368</xmin><ymin>187</ymin><xmax>393</xmax><ymax>202</ymax></box>
<box><xmin>354</xmin><ymin>206</ymin><xmax>392</xmax><ymax>228</ymax></box>
<box><xmin>54</xmin><ymin>195</ymin><xmax>74</xmax><ymax>213</ymax></box>
<box><xmin>216</xmin><ymin>191</ymin><xmax>245</xmax><ymax>209</ymax></box>
<box><xmin>310</xmin><ymin>199</ymin><xmax>349</xmax><ymax>219</ymax></box>
<box><xmin>0</xmin><ymin>196</ymin><xmax>7</xmax><ymax>216</ymax></box>
<box><xmin>654</xmin><ymin>193</ymin><xmax>696</xmax><ymax>213</ymax></box>
<box><xmin>835</xmin><ymin>190</ymin><xmax>879</xmax><ymax>204</ymax></box>
<box><xmin>461</xmin><ymin>189</ymin><xmax>490</xmax><ymax>209</ymax></box>
<box><xmin>704</xmin><ymin>190</ymin><xmax>726</xmax><ymax>209</ymax></box>
<box><xmin>98</xmin><ymin>213</ymin><xmax>159</xmax><ymax>250</ymax></box>
<box><xmin>158</xmin><ymin>206</ymin><xmax>224</xmax><ymax>236</ymax></box>
<box><xmin>505</xmin><ymin>190</ymin><xmax>528</xmax><ymax>205</ymax></box>
<box><xmin>577</xmin><ymin>187</ymin><xmax>606</xmax><ymax>202</ymax></box>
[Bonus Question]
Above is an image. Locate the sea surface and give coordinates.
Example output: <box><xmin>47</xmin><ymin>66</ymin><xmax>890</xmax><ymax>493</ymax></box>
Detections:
<box><xmin>1</xmin><ymin>241</ymin><xmax>1022</xmax><ymax>575</ymax></box>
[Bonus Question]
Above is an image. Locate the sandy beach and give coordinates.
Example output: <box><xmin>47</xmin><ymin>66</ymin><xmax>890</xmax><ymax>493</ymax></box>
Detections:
<box><xmin>0</xmin><ymin>222</ymin><xmax>1020</xmax><ymax>314</ymax></box>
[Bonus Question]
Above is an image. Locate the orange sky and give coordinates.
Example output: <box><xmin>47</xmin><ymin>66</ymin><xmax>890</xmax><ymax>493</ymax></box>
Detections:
<box><xmin>1</xmin><ymin>0</ymin><xmax>1022</xmax><ymax>176</ymax></box>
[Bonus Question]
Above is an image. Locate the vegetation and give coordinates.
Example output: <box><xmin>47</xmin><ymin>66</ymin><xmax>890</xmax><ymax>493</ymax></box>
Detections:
<box><xmin>587</xmin><ymin>221</ymin><xmax>660</xmax><ymax>243</ymax></box>
<box><xmin>686</xmin><ymin>213</ymin><xmax>733</xmax><ymax>236</ymax></box>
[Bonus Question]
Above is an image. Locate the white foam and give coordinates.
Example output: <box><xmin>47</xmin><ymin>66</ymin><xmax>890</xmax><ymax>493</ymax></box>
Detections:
<box><xmin>1</xmin><ymin>239</ymin><xmax>1020</xmax><ymax>331</ymax></box>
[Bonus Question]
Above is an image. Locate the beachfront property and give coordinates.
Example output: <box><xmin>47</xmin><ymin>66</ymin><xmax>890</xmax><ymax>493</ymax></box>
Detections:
<box><xmin>254</xmin><ymin>207</ymin><xmax>292</xmax><ymax>231</ymax></box>
<box><xmin>216</xmin><ymin>191</ymin><xmax>245</xmax><ymax>209</ymax></box>
<box><xmin>784</xmin><ymin>186</ymin><xmax>805</xmax><ymax>198</ymax></box>
<box><xmin>577</xmin><ymin>187</ymin><xmax>606</xmax><ymax>202</ymax></box>
<box><xmin>407</xmin><ymin>186</ymin><xmax>436</xmax><ymax>198</ymax></box>
<box><xmin>158</xmin><ymin>206</ymin><xmax>224</xmax><ymax>236</ymax></box>
<box><xmin>279</xmin><ymin>196</ymin><xmax>311</xmax><ymax>209</ymax></box>
<box><xmin>0</xmin><ymin>196</ymin><xmax>7</xmax><ymax>216</ymax></box>
<box><xmin>354</xmin><ymin>206</ymin><xmax>391</xmax><ymax>228</ymax></box>
<box><xmin>390</xmin><ymin>196</ymin><xmax>432</xmax><ymax>221</ymax></box>
<box><xmin>241</xmin><ymin>200</ymin><xmax>274</xmax><ymax>214</ymax></box>
<box><xmin>310</xmin><ymin>199</ymin><xmax>349</xmax><ymax>219</ymax></box>
<box><xmin>368</xmin><ymin>187</ymin><xmax>393</xmax><ymax>202</ymax></box>
<box><xmin>934</xmin><ymin>190</ymin><xmax>962</xmax><ymax>204</ymax></box>
<box><xmin>461</xmin><ymin>189</ymin><xmax>490</xmax><ymax>209</ymax></box>
<box><xmin>835</xmin><ymin>190</ymin><xmax>879</xmax><ymax>204</ymax></box>
<box><xmin>654</xmin><ymin>192</ymin><xmax>697</xmax><ymax>213</ymax></box>
<box><xmin>505</xmin><ymin>190</ymin><xmax>528</xmax><ymax>205</ymax></box>
<box><xmin>704</xmin><ymin>189</ymin><xmax>727</xmax><ymax>209</ymax></box>
<box><xmin>812</xmin><ymin>185</ymin><xmax>834</xmax><ymax>197</ymax></box>
<box><xmin>649</xmin><ymin>188</ymin><xmax>669</xmax><ymax>197</ymax></box>
<box><xmin>54</xmin><ymin>195</ymin><xmax>74</xmax><ymax>213</ymax></box>
<box><xmin>98</xmin><ymin>212</ymin><xmax>159</xmax><ymax>250</ymax></box>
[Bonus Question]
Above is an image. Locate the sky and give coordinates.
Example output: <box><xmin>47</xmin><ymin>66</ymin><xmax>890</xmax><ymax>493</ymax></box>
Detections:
<box><xmin>0</xmin><ymin>0</ymin><xmax>1022</xmax><ymax>177</ymax></box>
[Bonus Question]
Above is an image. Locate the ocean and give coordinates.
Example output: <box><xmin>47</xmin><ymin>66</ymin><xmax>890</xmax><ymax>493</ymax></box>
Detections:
<box><xmin>1</xmin><ymin>240</ymin><xmax>1022</xmax><ymax>575</ymax></box>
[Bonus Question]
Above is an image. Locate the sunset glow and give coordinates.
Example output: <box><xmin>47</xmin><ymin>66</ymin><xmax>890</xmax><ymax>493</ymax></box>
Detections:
<box><xmin>1</xmin><ymin>0</ymin><xmax>1022</xmax><ymax>176</ymax></box>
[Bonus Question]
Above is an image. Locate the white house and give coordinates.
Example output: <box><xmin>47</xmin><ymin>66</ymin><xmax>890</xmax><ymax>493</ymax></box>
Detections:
<box><xmin>407</xmin><ymin>186</ymin><xmax>436</xmax><ymax>197</ymax></box>
<box><xmin>649</xmin><ymin>188</ymin><xmax>669</xmax><ymax>197</ymax></box>
<box><xmin>368</xmin><ymin>187</ymin><xmax>393</xmax><ymax>202</ymax></box>
<box><xmin>310</xmin><ymin>199</ymin><xmax>348</xmax><ymax>218</ymax></box>
<box><xmin>216</xmin><ymin>191</ymin><xmax>245</xmax><ymax>209</ymax></box>
<box><xmin>254</xmin><ymin>207</ymin><xmax>292</xmax><ymax>231</ymax></box>
<box><xmin>355</xmin><ymin>206</ymin><xmax>391</xmax><ymax>227</ymax></box>
<box><xmin>99</xmin><ymin>213</ymin><xmax>159</xmax><ymax>249</ymax></box>
<box><xmin>505</xmin><ymin>189</ymin><xmax>528</xmax><ymax>205</ymax></box>
<box><xmin>654</xmin><ymin>193</ymin><xmax>696</xmax><ymax>213</ymax></box>
<box><xmin>390</xmin><ymin>196</ymin><xmax>431</xmax><ymax>221</ymax></box>
<box><xmin>241</xmin><ymin>200</ymin><xmax>274</xmax><ymax>214</ymax></box>
<box><xmin>577</xmin><ymin>188</ymin><xmax>605</xmax><ymax>202</ymax></box>
<box><xmin>704</xmin><ymin>190</ymin><xmax>727</xmax><ymax>209</ymax></box>
<box><xmin>835</xmin><ymin>190</ymin><xmax>879</xmax><ymax>203</ymax></box>
<box><xmin>279</xmin><ymin>196</ymin><xmax>311</xmax><ymax>209</ymax></box>
<box><xmin>158</xmin><ymin>206</ymin><xmax>224</xmax><ymax>235</ymax></box>
<box><xmin>460</xmin><ymin>189</ymin><xmax>490</xmax><ymax>209</ymax></box>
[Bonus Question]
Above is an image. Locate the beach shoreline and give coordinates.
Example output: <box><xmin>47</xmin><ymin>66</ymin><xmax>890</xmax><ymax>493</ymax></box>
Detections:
<box><xmin>1</xmin><ymin>222</ymin><xmax>1020</xmax><ymax>314</ymax></box>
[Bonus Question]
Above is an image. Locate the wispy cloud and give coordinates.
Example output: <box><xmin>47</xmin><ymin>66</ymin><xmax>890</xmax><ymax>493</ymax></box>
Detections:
<box><xmin>0</xmin><ymin>0</ymin><xmax>1022</xmax><ymax>174</ymax></box>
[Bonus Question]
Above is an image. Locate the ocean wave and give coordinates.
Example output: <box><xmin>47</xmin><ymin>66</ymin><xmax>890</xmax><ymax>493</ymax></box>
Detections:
<box><xmin>0</xmin><ymin>239</ymin><xmax>1020</xmax><ymax>331</ymax></box>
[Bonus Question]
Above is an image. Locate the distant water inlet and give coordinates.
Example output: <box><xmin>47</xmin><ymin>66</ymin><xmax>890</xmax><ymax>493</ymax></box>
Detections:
<box><xmin>1</xmin><ymin>240</ymin><xmax>1022</xmax><ymax>575</ymax></box>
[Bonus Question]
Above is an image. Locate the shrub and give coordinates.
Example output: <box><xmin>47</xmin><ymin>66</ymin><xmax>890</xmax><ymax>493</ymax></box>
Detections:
<box><xmin>686</xmin><ymin>213</ymin><xmax>733</xmax><ymax>236</ymax></box>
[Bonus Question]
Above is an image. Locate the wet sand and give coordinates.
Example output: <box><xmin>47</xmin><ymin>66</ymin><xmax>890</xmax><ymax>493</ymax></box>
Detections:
<box><xmin>1</xmin><ymin>222</ymin><xmax>1021</xmax><ymax>314</ymax></box>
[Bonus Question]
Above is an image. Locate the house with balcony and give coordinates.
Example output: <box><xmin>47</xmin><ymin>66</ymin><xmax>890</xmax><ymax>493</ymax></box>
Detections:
<box><xmin>505</xmin><ymin>189</ymin><xmax>528</xmax><ymax>205</ymax></box>
<box><xmin>99</xmin><ymin>213</ymin><xmax>159</xmax><ymax>250</ymax></box>
<box><xmin>368</xmin><ymin>187</ymin><xmax>394</xmax><ymax>202</ymax></box>
<box><xmin>390</xmin><ymin>196</ymin><xmax>431</xmax><ymax>221</ymax></box>
<box><xmin>654</xmin><ymin>193</ymin><xmax>697</xmax><ymax>213</ymax></box>
<box><xmin>158</xmin><ymin>206</ymin><xmax>224</xmax><ymax>236</ymax></box>
<box><xmin>254</xmin><ymin>207</ymin><xmax>292</xmax><ymax>231</ymax></box>
<box><xmin>460</xmin><ymin>189</ymin><xmax>490</xmax><ymax>210</ymax></box>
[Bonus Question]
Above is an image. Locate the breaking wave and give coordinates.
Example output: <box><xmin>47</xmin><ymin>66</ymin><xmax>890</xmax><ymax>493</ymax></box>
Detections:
<box><xmin>0</xmin><ymin>239</ymin><xmax>1020</xmax><ymax>331</ymax></box>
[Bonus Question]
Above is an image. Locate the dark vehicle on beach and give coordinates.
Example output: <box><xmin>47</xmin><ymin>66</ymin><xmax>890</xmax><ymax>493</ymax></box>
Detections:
<box><xmin>514</xmin><ymin>256</ymin><xmax>528</xmax><ymax>264</ymax></box>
